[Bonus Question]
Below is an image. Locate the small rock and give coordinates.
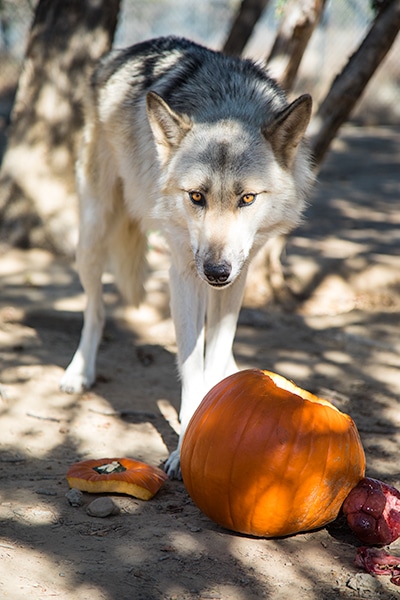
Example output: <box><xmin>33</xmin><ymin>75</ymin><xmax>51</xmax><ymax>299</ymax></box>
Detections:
<box><xmin>36</xmin><ymin>488</ymin><xmax>57</xmax><ymax>496</ymax></box>
<box><xmin>346</xmin><ymin>572</ymin><xmax>380</xmax><ymax>595</ymax></box>
<box><xmin>65</xmin><ymin>488</ymin><xmax>84</xmax><ymax>507</ymax></box>
<box><xmin>86</xmin><ymin>497</ymin><xmax>120</xmax><ymax>518</ymax></box>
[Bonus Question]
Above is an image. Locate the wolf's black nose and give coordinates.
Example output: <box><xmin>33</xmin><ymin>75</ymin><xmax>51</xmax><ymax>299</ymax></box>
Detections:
<box><xmin>203</xmin><ymin>261</ymin><xmax>231</xmax><ymax>284</ymax></box>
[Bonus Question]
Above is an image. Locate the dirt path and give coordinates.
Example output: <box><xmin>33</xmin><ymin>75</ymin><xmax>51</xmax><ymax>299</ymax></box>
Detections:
<box><xmin>1</xmin><ymin>125</ymin><xmax>400</xmax><ymax>599</ymax></box>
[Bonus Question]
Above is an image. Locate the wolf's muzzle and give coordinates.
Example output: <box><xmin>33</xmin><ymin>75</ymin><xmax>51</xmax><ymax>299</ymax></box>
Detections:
<box><xmin>203</xmin><ymin>260</ymin><xmax>232</xmax><ymax>286</ymax></box>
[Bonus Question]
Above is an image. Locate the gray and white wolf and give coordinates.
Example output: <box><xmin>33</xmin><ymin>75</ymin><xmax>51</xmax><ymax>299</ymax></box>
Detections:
<box><xmin>61</xmin><ymin>36</ymin><xmax>314</xmax><ymax>477</ymax></box>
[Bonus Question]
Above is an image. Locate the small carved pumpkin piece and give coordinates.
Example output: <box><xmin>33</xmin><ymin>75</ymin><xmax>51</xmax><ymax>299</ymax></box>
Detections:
<box><xmin>67</xmin><ymin>457</ymin><xmax>168</xmax><ymax>500</ymax></box>
<box><xmin>181</xmin><ymin>369</ymin><xmax>365</xmax><ymax>537</ymax></box>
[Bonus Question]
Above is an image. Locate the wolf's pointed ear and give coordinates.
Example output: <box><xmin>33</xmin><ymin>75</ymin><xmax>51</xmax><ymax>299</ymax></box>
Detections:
<box><xmin>146</xmin><ymin>91</ymin><xmax>192</xmax><ymax>161</ymax></box>
<box><xmin>263</xmin><ymin>94</ymin><xmax>312</xmax><ymax>169</ymax></box>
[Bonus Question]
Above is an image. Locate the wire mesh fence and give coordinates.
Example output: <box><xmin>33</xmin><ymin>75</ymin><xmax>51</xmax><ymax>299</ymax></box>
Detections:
<box><xmin>0</xmin><ymin>0</ymin><xmax>399</xmax><ymax>143</ymax></box>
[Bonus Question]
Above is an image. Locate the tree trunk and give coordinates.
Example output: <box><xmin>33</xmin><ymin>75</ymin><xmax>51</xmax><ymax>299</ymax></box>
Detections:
<box><xmin>0</xmin><ymin>0</ymin><xmax>120</xmax><ymax>255</ymax></box>
<box><xmin>260</xmin><ymin>0</ymin><xmax>326</xmax><ymax>306</ymax></box>
<box><xmin>259</xmin><ymin>0</ymin><xmax>400</xmax><ymax>308</ymax></box>
<box><xmin>266</xmin><ymin>0</ymin><xmax>327</xmax><ymax>92</ymax></box>
<box><xmin>309</xmin><ymin>0</ymin><xmax>400</xmax><ymax>168</ymax></box>
<box><xmin>223</xmin><ymin>0</ymin><xmax>270</xmax><ymax>56</ymax></box>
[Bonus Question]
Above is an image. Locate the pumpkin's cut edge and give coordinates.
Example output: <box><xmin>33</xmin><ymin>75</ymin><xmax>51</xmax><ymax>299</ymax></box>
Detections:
<box><xmin>67</xmin><ymin>475</ymin><xmax>154</xmax><ymax>500</ymax></box>
<box><xmin>262</xmin><ymin>370</ymin><xmax>342</xmax><ymax>411</ymax></box>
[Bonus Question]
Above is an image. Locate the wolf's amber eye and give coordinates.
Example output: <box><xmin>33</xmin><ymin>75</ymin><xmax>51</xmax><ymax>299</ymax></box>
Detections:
<box><xmin>240</xmin><ymin>193</ymin><xmax>256</xmax><ymax>206</ymax></box>
<box><xmin>189</xmin><ymin>191</ymin><xmax>206</xmax><ymax>206</ymax></box>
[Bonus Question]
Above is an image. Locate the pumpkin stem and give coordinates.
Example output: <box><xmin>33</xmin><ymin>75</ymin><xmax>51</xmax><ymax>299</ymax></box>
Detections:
<box><xmin>93</xmin><ymin>461</ymin><xmax>127</xmax><ymax>474</ymax></box>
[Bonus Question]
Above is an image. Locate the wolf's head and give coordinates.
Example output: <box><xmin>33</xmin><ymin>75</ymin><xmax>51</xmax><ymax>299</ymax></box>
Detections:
<box><xmin>146</xmin><ymin>91</ymin><xmax>313</xmax><ymax>288</ymax></box>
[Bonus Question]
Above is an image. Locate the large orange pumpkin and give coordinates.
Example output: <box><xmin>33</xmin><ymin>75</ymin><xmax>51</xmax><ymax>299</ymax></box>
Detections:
<box><xmin>181</xmin><ymin>369</ymin><xmax>365</xmax><ymax>537</ymax></box>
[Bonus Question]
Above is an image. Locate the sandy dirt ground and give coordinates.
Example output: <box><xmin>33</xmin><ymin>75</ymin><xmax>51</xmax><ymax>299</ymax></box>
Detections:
<box><xmin>1</xmin><ymin>125</ymin><xmax>400</xmax><ymax>600</ymax></box>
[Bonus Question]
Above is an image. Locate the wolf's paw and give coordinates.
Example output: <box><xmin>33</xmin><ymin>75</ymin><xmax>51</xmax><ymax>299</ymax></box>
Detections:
<box><xmin>60</xmin><ymin>368</ymin><xmax>94</xmax><ymax>394</ymax></box>
<box><xmin>164</xmin><ymin>448</ymin><xmax>182</xmax><ymax>480</ymax></box>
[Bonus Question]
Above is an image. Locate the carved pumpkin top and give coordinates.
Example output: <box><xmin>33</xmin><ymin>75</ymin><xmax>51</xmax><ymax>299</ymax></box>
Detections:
<box><xmin>67</xmin><ymin>457</ymin><xmax>168</xmax><ymax>500</ymax></box>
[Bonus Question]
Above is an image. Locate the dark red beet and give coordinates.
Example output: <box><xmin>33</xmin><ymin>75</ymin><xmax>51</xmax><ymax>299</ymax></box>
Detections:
<box><xmin>343</xmin><ymin>477</ymin><xmax>400</xmax><ymax>546</ymax></box>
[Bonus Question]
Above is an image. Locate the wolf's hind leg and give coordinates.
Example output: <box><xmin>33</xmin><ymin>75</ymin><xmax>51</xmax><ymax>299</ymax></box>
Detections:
<box><xmin>60</xmin><ymin>158</ymin><xmax>109</xmax><ymax>394</ymax></box>
<box><xmin>61</xmin><ymin>179</ymin><xmax>147</xmax><ymax>394</ymax></box>
<box><xmin>60</xmin><ymin>225</ymin><xmax>107</xmax><ymax>394</ymax></box>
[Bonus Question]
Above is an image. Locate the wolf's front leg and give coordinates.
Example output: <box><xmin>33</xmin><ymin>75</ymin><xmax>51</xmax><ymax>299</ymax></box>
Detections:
<box><xmin>164</xmin><ymin>264</ymin><xmax>207</xmax><ymax>478</ymax></box>
<box><xmin>204</xmin><ymin>269</ymin><xmax>248</xmax><ymax>389</ymax></box>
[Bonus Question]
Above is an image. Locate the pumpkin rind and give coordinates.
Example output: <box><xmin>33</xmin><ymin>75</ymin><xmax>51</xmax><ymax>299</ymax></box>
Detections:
<box><xmin>67</xmin><ymin>458</ymin><xmax>168</xmax><ymax>500</ymax></box>
<box><xmin>181</xmin><ymin>369</ymin><xmax>365</xmax><ymax>537</ymax></box>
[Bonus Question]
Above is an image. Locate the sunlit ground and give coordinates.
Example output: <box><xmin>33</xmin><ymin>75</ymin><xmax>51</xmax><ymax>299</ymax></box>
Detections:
<box><xmin>1</xmin><ymin>126</ymin><xmax>400</xmax><ymax>599</ymax></box>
